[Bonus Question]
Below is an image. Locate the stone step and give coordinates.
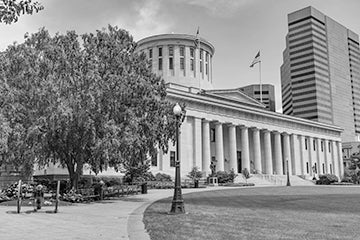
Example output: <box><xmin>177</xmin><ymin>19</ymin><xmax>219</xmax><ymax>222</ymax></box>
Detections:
<box><xmin>235</xmin><ymin>174</ymin><xmax>315</xmax><ymax>186</ymax></box>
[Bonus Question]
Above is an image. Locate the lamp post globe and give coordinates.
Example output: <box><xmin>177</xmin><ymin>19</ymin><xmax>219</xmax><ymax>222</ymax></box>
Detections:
<box><xmin>173</xmin><ymin>103</ymin><xmax>182</xmax><ymax>116</ymax></box>
<box><xmin>170</xmin><ymin>103</ymin><xmax>185</xmax><ymax>214</ymax></box>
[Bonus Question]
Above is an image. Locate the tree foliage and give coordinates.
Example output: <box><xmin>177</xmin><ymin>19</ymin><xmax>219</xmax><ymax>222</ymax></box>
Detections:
<box><xmin>0</xmin><ymin>25</ymin><xmax>177</xmax><ymax>189</ymax></box>
<box><xmin>0</xmin><ymin>0</ymin><xmax>43</xmax><ymax>24</ymax></box>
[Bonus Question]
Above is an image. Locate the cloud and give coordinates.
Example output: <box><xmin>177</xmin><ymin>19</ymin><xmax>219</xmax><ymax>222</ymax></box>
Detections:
<box><xmin>181</xmin><ymin>0</ymin><xmax>253</xmax><ymax>17</ymax></box>
<box><xmin>120</xmin><ymin>0</ymin><xmax>174</xmax><ymax>41</ymax></box>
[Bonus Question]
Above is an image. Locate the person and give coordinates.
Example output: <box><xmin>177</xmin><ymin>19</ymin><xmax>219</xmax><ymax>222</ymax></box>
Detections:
<box><xmin>210</xmin><ymin>162</ymin><xmax>216</xmax><ymax>176</ymax></box>
<box><xmin>34</xmin><ymin>184</ymin><xmax>44</xmax><ymax>210</ymax></box>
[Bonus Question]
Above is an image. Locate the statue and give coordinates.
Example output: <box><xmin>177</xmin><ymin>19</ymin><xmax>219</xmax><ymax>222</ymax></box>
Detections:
<box><xmin>210</xmin><ymin>161</ymin><xmax>216</xmax><ymax>176</ymax></box>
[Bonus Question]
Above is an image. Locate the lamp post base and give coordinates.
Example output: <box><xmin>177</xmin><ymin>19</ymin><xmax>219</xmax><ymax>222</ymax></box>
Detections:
<box><xmin>170</xmin><ymin>199</ymin><xmax>185</xmax><ymax>214</ymax></box>
<box><xmin>170</xmin><ymin>186</ymin><xmax>185</xmax><ymax>214</ymax></box>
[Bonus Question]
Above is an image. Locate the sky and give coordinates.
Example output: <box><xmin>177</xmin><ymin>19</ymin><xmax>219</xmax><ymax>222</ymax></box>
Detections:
<box><xmin>1</xmin><ymin>0</ymin><xmax>360</xmax><ymax>111</ymax></box>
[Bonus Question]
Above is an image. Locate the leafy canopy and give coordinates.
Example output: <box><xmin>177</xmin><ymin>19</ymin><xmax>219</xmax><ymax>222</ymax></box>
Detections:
<box><xmin>0</xmin><ymin>25</ymin><xmax>177</xmax><ymax>188</ymax></box>
<box><xmin>0</xmin><ymin>0</ymin><xmax>43</xmax><ymax>24</ymax></box>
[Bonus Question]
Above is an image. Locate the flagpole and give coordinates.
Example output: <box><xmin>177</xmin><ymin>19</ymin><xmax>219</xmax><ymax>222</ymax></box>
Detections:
<box><xmin>259</xmin><ymin>60</ymin><xmax>262</xmax><ymax>103</ymax></box>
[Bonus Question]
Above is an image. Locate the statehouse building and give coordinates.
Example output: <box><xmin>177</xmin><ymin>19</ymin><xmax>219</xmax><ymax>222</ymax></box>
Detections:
<box><xmin>135</xmin><ymin>34</ymin><xmax>344</xmax><ymax>180</ymax></box>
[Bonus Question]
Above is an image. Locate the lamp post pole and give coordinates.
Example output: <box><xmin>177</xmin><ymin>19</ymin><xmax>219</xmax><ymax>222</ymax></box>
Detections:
<box><xmin>286</xmin><ymin>159</ymin><xmax>291</xmax><ymax>186</ymax></box>
<box><xmin>170</xmin><ymin>103</ymin><xmax>185</xmax><ymax>214</ymax></box>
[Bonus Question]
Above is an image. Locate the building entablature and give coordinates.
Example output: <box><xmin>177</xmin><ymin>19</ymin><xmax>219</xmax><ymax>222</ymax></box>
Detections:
<box><xmin>166</xmin><ymin>84</ymin><xmax>342</xmax><ymax>141</ymax></box>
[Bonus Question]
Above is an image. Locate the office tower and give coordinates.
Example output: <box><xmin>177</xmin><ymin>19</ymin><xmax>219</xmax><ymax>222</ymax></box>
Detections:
<box><xmin>240</xmin><ymin>84</ymin><xmax>276</xmax><ymax>111</ymax></box>
<box><xmin>281</xmin><ymin>6</ymin><xmax>360</xmax><ymax>142</ymax></box>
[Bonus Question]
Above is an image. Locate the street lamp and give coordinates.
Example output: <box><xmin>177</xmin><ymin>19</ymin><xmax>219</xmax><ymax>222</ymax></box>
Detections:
<box><xmin>170</xmin><ymin>103</ymin><xmax>185</xmax><ymax>214</ymax></box>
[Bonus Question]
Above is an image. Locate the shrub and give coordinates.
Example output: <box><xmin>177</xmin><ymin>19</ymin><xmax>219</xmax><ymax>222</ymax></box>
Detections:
<box><xmin>155</xmin><ymin>173</ymin><xmax>172</xmax><ymax>182</ymax></box>
<box><xmin>214</xmin><ymin>170</ymin><xmax>237</xmax><ymax>184</ymax></box>
<box><xmin>187</xmin><ymin>167</ymin><xmax>203</xmax><ymax>181</ymax></box>
<box><xmin>316</xmin><ymin>174</ymin><xmax>339</xmax><ymax>185</ymax></box>
<box><xmin>242</xmin><ymin>168</ymin><xmax>250</xmax><ymax>183</ymax></box>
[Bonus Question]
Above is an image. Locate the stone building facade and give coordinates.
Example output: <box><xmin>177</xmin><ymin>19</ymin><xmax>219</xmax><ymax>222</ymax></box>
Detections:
<box><xmin>136</xmin><ymin>33</ymin><xmax>344</xmax><ymax>179</ymax></box>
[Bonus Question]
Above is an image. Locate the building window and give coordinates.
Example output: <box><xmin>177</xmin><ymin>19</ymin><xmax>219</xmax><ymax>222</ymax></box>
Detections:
<box><xmin>305</xmin><ymin>138</ymin><xmax>308</xmax><ymax>150</ymax></box>
<box><xmin>180</xmin><ymin>46</ymin><xmax>185</xmax><ymax>57</ymax></box>
<box><xmin>313</xmin><ymin>140</ymin><xmax>316</xmax><ymax>151</ymax></box>
<box><xmin>158</xmin><ymin>47</ymin><xmax>163</xmax><ymax>71</ymax></box>
<box><xmin>190</xmin><ymin>48</ymin><xmax>195</xmax><ymax>71</ymax></box>
<box><xmin>205</xmin><ymin>52</ymin><xmax>209</xmax><ymax>75</ymax></box>
<box><xmin>180</xmin><ymin>46</ymin><xmax>185</xmax><ymax>71</ymax></box>
<box><xmin>306</xmin><ymin>162</ymin><xmax>309</xmax><ymax>174</ymax></box>
<box><xmin>169</xmin><ymin>58</ymin><xmax>173</xmax><ymax>70</ymax></box>
<box><xmin>169</xmin><ymin>46</ymin><xmax>174</xmax><ymax>70</ymax></box>
<box><xmin>328</xmin><ymin>142</ymin><xmax>331</xmax><ymax>152</ymax></box>
<box><xmin>321</xmin><ymin>141</ymin><xmax>323</xmax><ymax>152</ymax></box>
<box><xmin>158</xmin><ymin>58</ymin><xmax>162</xmax><ymax>70</ymax></box>
<box><xmin>170</xmin><ymin>151</ymin><xmax>175</xmax><ymax>167</ymax></box>
<box><xmin>210</xmin><ymin>128</ymin><xmax>215</xmax><ymax>142</ymax></box>
<box><xmin>149</xmin><ymin>48</ymin><xmax>153</xmax><ymax>69</ymax></box>
<box><xmin>314</xmin><ymin>163</ymin><xmax>317</xmax><ymax>173</ymax></box>
<box><xmin>180</xmin><ymin>58</ymin><xmax>185</xmax><ymax>70</ymax></box>
<box><xmin>322</xmin><ymin>163</ymin><xmax>325</xmax><ymax>174</ymax></box>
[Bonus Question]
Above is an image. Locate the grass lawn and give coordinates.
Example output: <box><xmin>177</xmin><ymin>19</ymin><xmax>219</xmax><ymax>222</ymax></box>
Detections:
<box><xmin>144</xmin><ymin>186</ymin><xmax>360</xmax><ymax>240</ymax></box>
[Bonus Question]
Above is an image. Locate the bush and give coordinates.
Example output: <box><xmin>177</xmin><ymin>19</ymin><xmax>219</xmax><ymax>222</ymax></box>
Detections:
<box><xmin>214</xmin><ymin>170</ymin><xmax>237</xmax><ymax>184</ymax></box>
<box><xmin>155</xmin><ymin>173</ymin><xmax>172</xmax><ymax>182</ymax></box>
<box><xmin>94</xmin><ymin>176</ymin><xmax>122</xmax><ymax>187</ymax></box>
<box><xmin>316</xmin><ymin>174</ymin><xmax>339</xmax><ymax>185</ymax></box>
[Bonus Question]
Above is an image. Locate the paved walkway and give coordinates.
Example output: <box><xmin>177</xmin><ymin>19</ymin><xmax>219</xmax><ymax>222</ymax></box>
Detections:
<box><xmin>0</xmin><ymin>186</ymin><xmax>235</xmax><ymax>240</ymax></box>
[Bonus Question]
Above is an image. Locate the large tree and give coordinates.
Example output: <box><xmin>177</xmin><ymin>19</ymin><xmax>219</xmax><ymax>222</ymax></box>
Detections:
<box><xmin>0</xmin><ymin>26</ymin><xmax>177</xmax><ymax>189</ymax></box>
<box><xmin>0</xmin><ymin>0</ymin><xmax>43</xmax><ymax>24</ymax></box>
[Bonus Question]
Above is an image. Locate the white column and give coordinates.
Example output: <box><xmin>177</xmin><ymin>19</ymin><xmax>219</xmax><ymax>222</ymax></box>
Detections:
<box><xmin>324</xmin><ymin>139</ymin><xmax>329</xmax><ymax>174</ymax></box>
<box><xmin>252</xmin><ymin>128</ymin><xmax>262</xmax><ymax>174</ymax></box>
<box><xmin>240</xmin><ymin>126</ymin><xmax>250</xmax><ymax>172</ymax></box>
<box><xmin>331</xmin><ymin>141</ymin><xmax>339</xmax><ymax>178</ymax></box>
<box><xmin>337</xmin><ymin>141</ymin><xmax>344</xmax><ymax>179</ymax></box>
<box><xmin>193</xmin><ymin>117</ymin><xmax>202</xmax><ymax>170</ymax></box>
<box><xmin>215</xmin><ymin>122</ymin><xmax>224</xmax><ymax>171</ymax></box>
<box><xmin>283</xmin><ymin>133</ymin><xmax>292</xmax><ymax>175</ymax></box>
<box><xmin>273</xmin><ymin>131</ymin><xmax>283</xmax><ymax>175</ymax></box>
<box><xmin>299</xmin><ymin>135</ymin><xmax>307</xmax><ymax>175</ymax></box>
<box><xmin>308</xmin><ymin>136</ymin><xmax>315</xmax><ymax>177</ymax></box>
<box><xmin>228</xmin><ymin>124</ymin><xmax>237</xmax><ymax>173</ymax></box>
<box><xmin>290</xmin><ymin>134</ymin><xmax>301</xmax><ymax>175</ymax></box>
<box><xmin>202</xmin><ymin>120</ymin><xmax>211</xmax><ymax>175</ymax></box>
<box><xmin>263</xmin><ymin>130</ymin><xmax>273</xmax><ymax>174</ymax></box>
<box><xmin>316</xmin><ymin>138</ymin><xmax>323</xmax><ymax>174</ymax></box>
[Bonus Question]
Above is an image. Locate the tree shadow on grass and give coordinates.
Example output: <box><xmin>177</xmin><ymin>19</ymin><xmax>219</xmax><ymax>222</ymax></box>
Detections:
<box><xmin>183</xmin><ymin>192</ymin><xmax>360</xmax><ymax>214</ymax></box>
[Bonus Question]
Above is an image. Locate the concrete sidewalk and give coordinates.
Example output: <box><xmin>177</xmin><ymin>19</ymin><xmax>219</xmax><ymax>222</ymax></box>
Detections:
<box><xmin>0</xmin><ymin>186</ymin><xmax>233</xmax><ymax>240</ymax></box>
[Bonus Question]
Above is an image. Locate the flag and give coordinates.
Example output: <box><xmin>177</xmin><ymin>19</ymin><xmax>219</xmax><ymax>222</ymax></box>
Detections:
<box><xmin>250</xmin><ymin>51</ymin><xmax>261</xmax><ymax>67</ymax></box>
<box><xmin>194</xmin><ymin>27</ymin><xmax>200</xmax><ymax>48</ymax></box>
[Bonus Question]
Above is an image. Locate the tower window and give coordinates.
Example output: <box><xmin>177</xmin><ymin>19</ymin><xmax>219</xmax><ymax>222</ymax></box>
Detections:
<box><xmin>190</xmin><ymin>48</ymin><xmax>195</xmax><ymax>72</ymax></box>
<box><xmin>169</xmin><ymin>46</ymin><xmax>174</xmax><ymax>70</ymax></box>
<box><xmin>158</xmin><ymin>47</ymin><xmax>163</xmax><ymax>71</ymax></box>
<box><xmin>169</xmin><ymin>46</ymin><xmax>174</xmax><ymax>56</ymax></box>
<box><xmin>149</xmin><ymin>49</ymin><xmax>153</xmax><ymax>59</ymax></box>
<box><xmin>158</xmin><ymin>58</ymin><xmax>162</xmax><ymax>70</ymax></box>
<box><xmin>180</xmin><ymin>46</ymin><xmax>185</xmax><ymax>71</ymax></box>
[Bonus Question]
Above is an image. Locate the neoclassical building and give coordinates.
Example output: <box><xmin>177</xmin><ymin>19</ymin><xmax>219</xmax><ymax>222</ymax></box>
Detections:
<box><xmin>135</xmin><ymin>34</ymin><xmax>344</xmax><ymax>179</ymax></box>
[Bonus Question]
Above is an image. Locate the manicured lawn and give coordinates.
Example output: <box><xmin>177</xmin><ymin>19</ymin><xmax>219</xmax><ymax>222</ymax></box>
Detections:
<box><xmin>144</xmin><ymin>186</ymin><xmax>360</xmax><ymax>240</ymax></box>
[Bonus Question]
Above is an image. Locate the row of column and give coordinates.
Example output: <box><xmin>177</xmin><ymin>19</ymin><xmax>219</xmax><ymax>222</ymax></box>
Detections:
<box><xmin>199</xmin><ymin>119</ymin><xmax>343</xmax><ymax>178</ymax></box>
